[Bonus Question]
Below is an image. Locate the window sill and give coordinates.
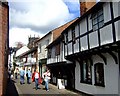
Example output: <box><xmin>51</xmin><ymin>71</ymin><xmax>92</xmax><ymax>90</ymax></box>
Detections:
<box><xmin>80</xmin><ymin>81</ymin><xmax>92</xmax><ymax>85</ymax></box>
<box><xmin>94</xmin><ymin>83</ymin><xmax>105</xmax><ymax>87</ymax></box>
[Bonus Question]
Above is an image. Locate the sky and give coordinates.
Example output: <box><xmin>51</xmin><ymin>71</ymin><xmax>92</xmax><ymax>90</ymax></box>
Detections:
<box><xmin>8</xmin><ymin>0</ymin><xmax>80</xmax><ymax>47</ymax></box>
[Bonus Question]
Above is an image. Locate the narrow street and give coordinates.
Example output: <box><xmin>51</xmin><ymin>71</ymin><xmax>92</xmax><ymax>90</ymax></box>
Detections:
<box><xmin>6</xmin><ymin>76</ymin><xmax>88</xmax><ymax>96</ymax></box>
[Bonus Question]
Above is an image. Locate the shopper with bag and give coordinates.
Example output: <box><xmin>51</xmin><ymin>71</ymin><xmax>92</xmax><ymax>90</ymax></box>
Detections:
<box><xmin>42</xmin><ymin>69</ymin><xmax>51</xmax><ymax>91</ymax></box>
<box><xmin>32</xmin><ymin>69</ymin><xmax>41</xmax><ymax>90</ymax></box>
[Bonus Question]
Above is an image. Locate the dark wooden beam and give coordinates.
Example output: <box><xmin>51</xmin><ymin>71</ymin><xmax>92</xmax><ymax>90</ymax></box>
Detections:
<box><xmin>108</xmin><ymin>51</ymin><xmax>118</xmax><ymax>64</ymax></box>
<box><xmin>97</xmin><ymin>53</ymin><xmax>107</xmax><ymax>65</ymax></box>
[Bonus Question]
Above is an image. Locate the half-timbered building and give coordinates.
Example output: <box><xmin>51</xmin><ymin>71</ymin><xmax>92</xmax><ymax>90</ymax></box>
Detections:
<box><xmin>46</xmin><ymin>18</ymin><xmax>79</xmax><ymax>89</ymax></box>
<box><xmin>62</xmin><ymin>2</ymin><xmax>119</xmax><ymax>95</ymax></box>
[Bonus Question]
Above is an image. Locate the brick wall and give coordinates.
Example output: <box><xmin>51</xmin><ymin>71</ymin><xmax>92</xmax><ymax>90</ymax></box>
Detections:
<box><xmin>80</xmin><ymin>0</ymin><xmax>96</xmax><ymax>16</ymax></box>
<box><xmin>0</xmin><ymin>2</ymin><xmax>9</xmax><ymax>95</ymax></box>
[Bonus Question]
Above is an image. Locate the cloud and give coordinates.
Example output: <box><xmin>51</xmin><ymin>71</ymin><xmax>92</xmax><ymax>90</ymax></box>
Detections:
<box><xmin>9</xmin><ymin>0</ymin><xmax>74</xmax><ymax>33</ymax></box>
<box><xmin>9</xmin><ymin>0</ymin><xmax>80</xmax><ymax>47</ymax></box>
<box><xmin>9</xmin><ymin>27</ymin><xmax>43</xmax><ymax>47</ymax></box>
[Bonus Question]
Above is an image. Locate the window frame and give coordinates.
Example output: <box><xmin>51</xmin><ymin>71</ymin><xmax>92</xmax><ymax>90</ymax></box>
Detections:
<box><xmin>71</xmin><ymin>26</ymin><xmax>76</xmax><ymax>44</ymax></box>
<box><xmin>47</xmin><ymin>48</ymin><xmax>51</xmax><ymax>58</ymax></box>
<box><xmin>39</xmin><ymin>44</ymin><xmax>41</xmax><ymax>53</ymax></box>
<box><xmin>94</xmin><ymin>63</ymin><xmax>105</xmax><ymax>87</ymax></box>
<box><xmin>80</xmin><ymin>60</ymin><xmax>92</xmax><ymax>84</ymax></box>
<box><xmin>92</xmin><ymin>9</ymin><xmax>104</xmax><ymax>31</ymax></box>
<box><xmin>65</xmin><ymin>32</ymin><xmax>68</xmax><ymax>44</ymax></box>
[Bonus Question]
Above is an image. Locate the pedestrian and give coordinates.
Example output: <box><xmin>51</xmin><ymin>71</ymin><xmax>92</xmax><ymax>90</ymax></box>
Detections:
<box><xmin>19</xmin><ymin>67</ymin><xmax>25</xmax><ymax>85</ymax></box>
<box><xmin>27</xmin><ymin>69</ymin><xmax>31</xmax><ymax>84</ymax></box>
<box><xmin>42</xmin><ymin>69</ymin><xmax>51</xmax><ymax>91</ymax></box>
<box><xmin>32</xmin><ymin>69</ymin><xmax>40</xmax><ymax>90</ymax></box>
<box><xmin>14</xmin><ymin>68</ymin><xmax>19</xmax><ymax>79</ymax></box>
<box><xmin>8</xmin><ymin>68</ymin><xmax>11</xmax><ymax>82</ymax></box>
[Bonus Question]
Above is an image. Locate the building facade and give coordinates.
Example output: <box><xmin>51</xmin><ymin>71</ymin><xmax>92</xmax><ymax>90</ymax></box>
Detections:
<box><xmin>0</xmin><ymin>1</ymin><xmax>9</xmax><ymax>95</ymax></box>
<box><xmin>62</xmin><ymin>2</ymin><xmax>119</xmax><ymax>94</ymax></box>
<box><xmin>46</xmin><ymin>18</ymin><xmax>79</xmax><ymax>89</ymax></box>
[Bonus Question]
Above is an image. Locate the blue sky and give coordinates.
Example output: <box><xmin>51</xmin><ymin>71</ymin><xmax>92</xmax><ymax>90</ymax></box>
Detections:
<box><xmin>8</xmin><ymin>0</ymin><xmax>80</xmax><ymax>47</ymax></box>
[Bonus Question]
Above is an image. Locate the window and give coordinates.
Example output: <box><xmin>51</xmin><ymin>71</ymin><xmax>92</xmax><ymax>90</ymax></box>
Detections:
<box><xmin>46</xmin><ymin>39</ymin><xmax>49</xmax><ymax>46</ymax></box>
<box><xmin>47</xmin><ymin>49</ymin><xmax>51</xmax><ymax>58</ymax></box>
<box><xmin>72</xmin><ymin>27</ymin><xmax>76</xmax><ymax>44</ymax></box>
<box><xmin>81</xmin><ymin>60</ymin><xmax>92</xmax><ymax>84</ymax></box>
<box><xmin>94</xmin><ymin>63</ymin><xmax>105</xmax><ymax>87</ymax></box>
<box><xmin>39</xmin><ymin>44</ymin><xmax>41</xmax><ymax>53</ymax></box>
<box><xmin>55</xmin><ymin>44</ymin><xmax>60</xmax><ymax>55</ymax></box>
<box><xmin>65</xmin><ymin>32</ymin><xmax>68</xmax><ymax>44</ymax></box>
<box><xmin>92</xmin><ymin>9</ymin><xmax>104</xmax><ymax>31</ymax></box>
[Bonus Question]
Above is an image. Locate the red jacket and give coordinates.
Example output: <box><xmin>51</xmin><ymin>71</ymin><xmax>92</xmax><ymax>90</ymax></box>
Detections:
<box><xmin>32</xmin><ymin>72</ymin><xmax>40</xmax><ymax>82</ymax></box>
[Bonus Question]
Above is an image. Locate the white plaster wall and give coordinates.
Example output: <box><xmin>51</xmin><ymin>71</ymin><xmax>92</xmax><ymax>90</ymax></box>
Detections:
<box><xmin>80</xmin><ymin>36</ymin><xmax>88</xmax><ymax>51</ymax></box>
<box><xmin>115</xmin><ymin>20</ymin><xmax>120</xmax><ymax>41</ymax></box>
<box><xmin>65</xmin><ymin>45</ymin><xmax>67</xmax><ymax>56</ymax></box>
<box><xmin>74</xmin><ymin>38</ymin><xmax>79</xmax><ymax>53</ymax></box>
<box><xmin>38</xmin><ymin>34</ymin><xmax>52</xmax><ymax>59</ymax></box>
<box><xmin>68</xmin><ymin>43</ymin><xmax>72</xmax><ymax>55</ymax></box>
<box><xmin>68</xmin><ymin>29</ymin><xmax>72</xmax><ymax>41</ymax></box>
<box><xmin>100</xmin><ymin>24</ymin><xmax>113</xmax><ymax>45</ymax></box>
<box><xmin>75</xmin><ymin>24</ymin><xmax>79</xmax><ymax>37</ymax></box>
<box><xmin>88</xmin><ymin>14</ymin><xmax>92</xmax><ymax>31</ymax></box>
<box><xmin>103</xmin><ymin>3</ymin><xmax>111</xmax><ymax>23</ymax></box>
<box><xmin>89</xmin><ymin>31</ymin><xmax>99</xmax><ymax>49</ymax></box>
<box><xmin>80</xmin><ymin>18</ymin><xmax>87</xmax><ymax>35</ymax></box>
<box><xmin>74</xmin><ymin>24</ymin><xmax>79</xmax><ymax>53</ymax></box>
<box><xmin>75</xmin><ymin>53</ymin><xmax>119</xmax><ymax>94</ymax></box>
<box><xmin>113</xmin><ymin>2</ymin><xmax>119</xmax><ymax>18</ymax></box>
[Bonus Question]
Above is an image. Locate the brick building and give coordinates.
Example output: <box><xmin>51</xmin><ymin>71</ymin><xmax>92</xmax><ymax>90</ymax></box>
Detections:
<box><xmin>0</xmin><ymin>1</ymin><xmax>9</xmax><ymax>95</ymax></box>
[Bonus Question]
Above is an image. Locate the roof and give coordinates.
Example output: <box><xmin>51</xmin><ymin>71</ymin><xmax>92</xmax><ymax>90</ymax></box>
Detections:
<box><xmin>18</xmin><ymin>46</ymin><xmax>38</xmax><ymax>58</ymax></box>
<box><xmin>52</xmin><ymin>17</ymin><xmax>79</xmax><ymax>41</ymax></box>
<box><xmin>34</xmin><ymin>17</ymin><xmax>79</xmax><ymax>43</ymax></box>
<box><xmin>16</xmin><ymin>46</ymin><xmax>29</xmax><ymax>57</ymax></box>
<box><xmin>46</xmin><ymin>17</ymin><xmax>79</xmax><ymax>48</ymax></box>
<box><xmin>46</xmin><ymin>36</ymin><xmax>61</xmax><ymax>48</ymax></box>
<box><xmin>34</xmin><ymin>31</ymin><xmax>52</xmax><ymax>43</ymax></box>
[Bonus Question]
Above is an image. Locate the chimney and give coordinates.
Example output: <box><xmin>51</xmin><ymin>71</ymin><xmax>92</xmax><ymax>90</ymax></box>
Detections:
<box><xmin>80</xmin><ymin>0</ymin><xmax>96</xmax><ymax>16</ymax></box>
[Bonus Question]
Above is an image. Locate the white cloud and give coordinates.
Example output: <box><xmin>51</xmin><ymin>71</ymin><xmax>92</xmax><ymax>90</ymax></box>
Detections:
<box><xmin>9</xmin><ymin>27</ymin><xmax>43</xmax><ymax>47</ymax></box>
<box><xmin>9</xmin><ymin>0</ymin><xmax>79</xmax><ymax>47</ymax></box>
<box><xmin>9</xmin><ymin>0</ymin><xmax>72</xmax><ymax>30</ymax></box>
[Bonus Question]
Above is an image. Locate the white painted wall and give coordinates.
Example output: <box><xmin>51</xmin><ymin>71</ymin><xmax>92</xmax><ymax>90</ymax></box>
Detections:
<box><xmin>80</xmin><ymin>36</ymin><xmax>88</xmax><ymax>51</ymax></box>
<box><xmin>38</xmin><ymin>33</ymin><xmax>52</xmax><ymax>60</ymax></box>
<box><xmin>89</xmin><ymin>31</ymin><xmax>99</xmax><ymax>49</ymax></box>
<box><xmin>74</xmin><ymin>24</ymin><xmax>79</xmax><ymax>53</ymax></box>
<box><xmin>80</xmin><ymin>18</ymin><xmax>87</xmax><ymax>35</ymax></box>
<box><xmin>47</xmin><ymin>41</ymin><xmax>67</xmax><ymax>64</ymax></box>
<box><xmin>103</xmin><ymin>3</ymin><xmax>111</xmax><ymax>23</ymax></box>
<box><xmin>113</xmin><ymin>2</ymin><xmax>119</xmax><ymax>18</ymax></box>
<box><xmin>64</xmin><ymin>2</ymin><xmax>119</xmax><ymax>56</ymax></box>
<box><xmin>75</xmin><ymin>53</ymin><xmax>119</xmax><ymax>94</ymax></box>
<box><xmin>100</xmin><ymin>24</ymin><xmax>113</xmax><ymax>45</ymax></box>
<box><xmin>68</xmin><ymin>43</ymin><xmax>72</xmax><ymax>55</ymax></box>
<box><xmin>88</xmin><ymin>14</ymin><xmax>92</xmax><ymax>31</ymax></box>
<box><xmin>115</xmin><ymin>20</ymin><xmax>120</xmax><ymax>41</ymax></box>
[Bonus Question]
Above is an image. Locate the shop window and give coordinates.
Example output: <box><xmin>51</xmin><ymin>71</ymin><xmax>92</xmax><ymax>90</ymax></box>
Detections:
<box><xmin>92</xmin><ymin>9</ymin><xmax>104</xmax><ymax>31</ymax></box>
<box><xmin>94</xmin><ymin>63</ymin><xmax>105</xmax><ymax>87</ymax></box>
<box><xmin>80</xmin><ymin>60</ymin><xmax>92</xmax><ymax>84</ymax></box>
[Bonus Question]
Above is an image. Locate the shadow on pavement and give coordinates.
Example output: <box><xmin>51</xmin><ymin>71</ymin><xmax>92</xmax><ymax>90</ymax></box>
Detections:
<box><xmin>5</xmin><ymin>79</ymin><xmax>19</xmax><ymax>96</ymax></box>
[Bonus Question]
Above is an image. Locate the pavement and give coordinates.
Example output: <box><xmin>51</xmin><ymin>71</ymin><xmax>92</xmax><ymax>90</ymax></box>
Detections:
<box><xmin>5</xmin><ymin>76</ymin><xmax>90</xmax><ymax>96</ymax></box>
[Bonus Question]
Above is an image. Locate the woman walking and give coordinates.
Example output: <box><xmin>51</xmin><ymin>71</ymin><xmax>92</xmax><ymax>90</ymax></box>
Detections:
<box><xmin>42</xmin><ymin>69</ymin><xmax>51</xmax><ymax>91</ymax></box>
<box><xmin>32</xmin><ymin>69</ymin><xmax>40</xmax><ymax>90</ymax></box>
